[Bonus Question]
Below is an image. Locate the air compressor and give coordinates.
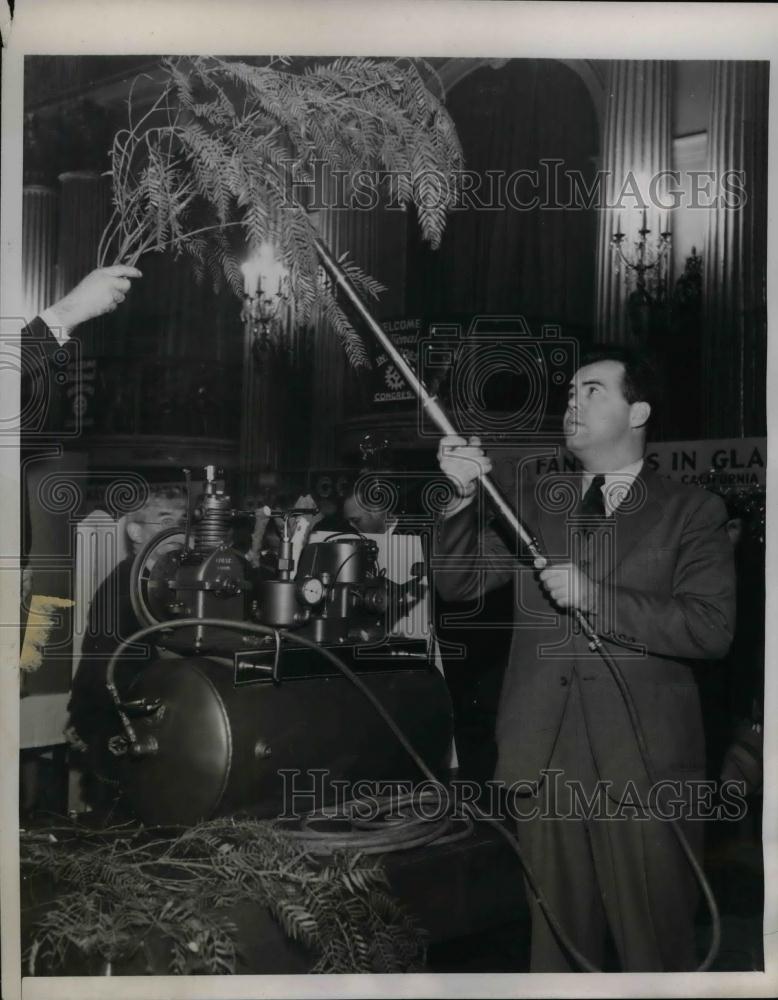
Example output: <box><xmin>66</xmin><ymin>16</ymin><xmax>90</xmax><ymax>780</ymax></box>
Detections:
<box><xmin>105</xmin><ymin>467</ymin><xmax>453</xmax><ymax>826</ymax></box>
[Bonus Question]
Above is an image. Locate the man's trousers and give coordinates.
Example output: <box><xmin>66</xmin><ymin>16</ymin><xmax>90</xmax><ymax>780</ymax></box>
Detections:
<box><xmin>511</xmin><ymin>673</ymin><xmax>702</xmax><ymax>972</ymax></box>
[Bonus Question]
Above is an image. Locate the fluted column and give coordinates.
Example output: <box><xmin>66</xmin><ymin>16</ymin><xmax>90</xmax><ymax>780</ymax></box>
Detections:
<box><xmin>594</xmin><ymin>61</ymin><xmax>672</xmax><ymax>343</ymax></box>
<box><xmin>56</xmin><ymin>171</ymin><xmax>112</xmax><ymax>348</ymax></box>
<box><xmin>23</xmin><ymin>185</ymin><xmax>59</xmax><ymax>322</ymax></box>
<box><xmin>55</xmin><ymin>171</ymin><xmax>110</xmax><ymax>297</ymax></box>
<box><xmin>702</xmin><ymin>62</ymin><xmax>768</xmax><ymax>438</ymax></box>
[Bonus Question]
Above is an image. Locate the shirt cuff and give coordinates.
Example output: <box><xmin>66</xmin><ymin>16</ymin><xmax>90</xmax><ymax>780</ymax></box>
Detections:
<box><xmin>38</xmin><ymin>308</ymin><xmax>71</xmax><ymax>345</ymax></box>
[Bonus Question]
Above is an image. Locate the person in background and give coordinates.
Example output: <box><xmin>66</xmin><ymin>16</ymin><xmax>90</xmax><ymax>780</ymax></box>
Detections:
<box><xmin>245</xmin><ymin>493</ymin><xmax>321</xmax><ymax>579</ymax></box>
<box><xmin>66</xmin><ymin>488</ymin><xmax>186</xmax><ymax>814</ymax></box>
<box><xmin>315</xmin><ymin>478</ymin><xmax>397</xmax><ymax>536</ymax></box>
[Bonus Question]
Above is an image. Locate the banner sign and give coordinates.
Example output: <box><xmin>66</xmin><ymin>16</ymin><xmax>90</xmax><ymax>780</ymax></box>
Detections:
<box><xmin>643</xmin><ymin>437</ymin><xmax>766</xmax><ymax>489</ymax></box>
<box><xmin>528</xmin><ymin>437</ymin><xmax>766</xmax><ymax>490</ymax></box>
<box><xmin>372</xmin><ymin>318</ymin><xmax>422</xmax><ymax>405</ymax></box>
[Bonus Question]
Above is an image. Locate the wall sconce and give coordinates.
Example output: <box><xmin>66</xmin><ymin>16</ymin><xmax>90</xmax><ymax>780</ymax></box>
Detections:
<box><xmin>610</xmin><ymin>208</ymin><xmax>672</xmax><ymax>303</ymax></box>
<box><xmin>240</xmin><ymin>243</ymin><xmax>290</xmax><ymax>365</ymax></box>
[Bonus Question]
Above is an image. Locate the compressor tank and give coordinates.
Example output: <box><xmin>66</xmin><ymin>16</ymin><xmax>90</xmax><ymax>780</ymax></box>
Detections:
<box><xmin>118</xmin><ymin>649</ymin><xmax>454</xmax><ymax>826</ymax></box>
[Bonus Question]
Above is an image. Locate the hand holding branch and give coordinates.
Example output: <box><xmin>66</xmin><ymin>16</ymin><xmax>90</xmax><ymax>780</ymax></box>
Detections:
<box><xmin>43</xmin><ymin>266</ymin><xmax>142</xmax><ymax>335</ymax></box>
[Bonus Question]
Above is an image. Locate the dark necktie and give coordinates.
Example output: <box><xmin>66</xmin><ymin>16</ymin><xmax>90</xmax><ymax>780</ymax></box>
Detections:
<box><xmin>581</xmin><ymin>474</ymin><xmax>606</xmax><ymax>518</ymax></box>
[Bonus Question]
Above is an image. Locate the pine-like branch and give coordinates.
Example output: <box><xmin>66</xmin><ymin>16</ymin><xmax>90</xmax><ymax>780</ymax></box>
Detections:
<box><xmin>99</xmin><ymin>55</ymin><xmax>463</xmax><ymax>367</ymax></box>
<box><xmin>21</xmin><ymin>819</ymin><xmax>425</xmax><ymax>975</ymax></box>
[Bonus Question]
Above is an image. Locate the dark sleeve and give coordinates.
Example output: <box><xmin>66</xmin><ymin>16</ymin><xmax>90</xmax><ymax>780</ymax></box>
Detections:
<box><xmin>433</xmin><ymin>500</ymin><xmax>516</xmax><ymax>602</ymax></box>
<box><xmin>20</xmin><ymin>317</ymin><xmax>69</xmax><ymax>436</ymax></box>
<box><xmin>23</xmin><ymin>315</ymin><xmax>59</xmax><ymax>345</ymax></box>
<box><xmin>596</xmin><ymin>490</ymin><xmax>736</xmax><ymax>660</ymax></box>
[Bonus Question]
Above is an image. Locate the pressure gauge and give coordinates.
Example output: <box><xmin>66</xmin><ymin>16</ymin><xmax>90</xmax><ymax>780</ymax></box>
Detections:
<box><xmin>299</xmin><ymin>576</ymin><xmax>325</xmax><ymax>605</ymax></box>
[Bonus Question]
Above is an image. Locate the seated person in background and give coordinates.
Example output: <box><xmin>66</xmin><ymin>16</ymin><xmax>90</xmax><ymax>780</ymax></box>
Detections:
<box><xmin>315</xmin><ymin>478</ymin><xmax>397</xmax><ymax>536</ymax></box>
<box><xmin>66</xmin><ymin>487</ymin><xmax>186</xmax><ymax>811</ymax></box>
<box><xmin>313</xmin><ymin>478</ymin><xmax>426</xmax><ymax>635</ymax></box>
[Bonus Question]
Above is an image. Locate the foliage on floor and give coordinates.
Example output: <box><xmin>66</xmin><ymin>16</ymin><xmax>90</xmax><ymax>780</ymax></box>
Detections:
<box><xmin>21</xmin><ymin>817</ymin><xmax>427</xmax><ymax>975</ymax></box>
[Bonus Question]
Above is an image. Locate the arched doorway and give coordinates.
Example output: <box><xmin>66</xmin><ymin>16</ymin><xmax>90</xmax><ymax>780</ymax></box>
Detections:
<box><xmin>405</xmin><ymin>58</ymin><xmax>599</xmax><ymax>343</ymax></box>
<box><xmin>397</xmin><ymin>60</ymin><xmax>600</xmax><ymax>781</ymax></box>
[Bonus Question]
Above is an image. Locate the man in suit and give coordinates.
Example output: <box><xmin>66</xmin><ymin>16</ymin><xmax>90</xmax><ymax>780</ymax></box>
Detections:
<box><xmin>434</xmin><ymin>345</ymin><xmax>736</xmax><ymax>972</ymax></box>
<box><xmin>21</xmin><ymin>265</ymin><xmax>143</xmax><ymax>599</ymax></box>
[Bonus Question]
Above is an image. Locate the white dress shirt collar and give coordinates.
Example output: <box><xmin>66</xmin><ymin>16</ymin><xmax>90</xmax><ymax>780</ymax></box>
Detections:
<box><xmin>581</xmin><ymin>458</ymin><xmax>644</xmax><ymax>516</ymax></box>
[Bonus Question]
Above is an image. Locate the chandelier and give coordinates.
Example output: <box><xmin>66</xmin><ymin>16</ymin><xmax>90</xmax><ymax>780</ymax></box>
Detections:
<box><xmin>610</xmin><ymin>209</ymin><xmax>672</xmax><ymax>302</ymax></box>
<box><xmin>240</xmin><ymin>243</ymin><xmax>290</xmax><ymax>365</ymax></box>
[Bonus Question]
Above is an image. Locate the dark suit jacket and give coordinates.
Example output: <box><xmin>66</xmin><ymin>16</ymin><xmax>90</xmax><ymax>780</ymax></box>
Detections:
<box><xmin>23</xmin><ymin>315</ymin><xmax>58</xmax><ymax>344</ymax></box>
<box><xmin>434</xmin><ymin>464</ymin><xmax>736</xmax><ymax>797</ymax></box>
<box><xmin>21</xmin><ymin>316</ymin><xmax>68</xmax><ymax>433</ymax></box>
<box><xmin>20</xmin><ymin>315</ymin><xmax>70</xmax><ymax>563</ymax></box>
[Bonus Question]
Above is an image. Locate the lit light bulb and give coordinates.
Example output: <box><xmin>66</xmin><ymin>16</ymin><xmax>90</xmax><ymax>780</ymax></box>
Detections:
<box><xmin>241</xmin><ymin>242</ymin><xmax>287</xmax><ymax>298</ymax></box>
<box><xmin>241</xmin><ymin>256</ymin><xmax>264</xmax><ymax>298</ymax></box>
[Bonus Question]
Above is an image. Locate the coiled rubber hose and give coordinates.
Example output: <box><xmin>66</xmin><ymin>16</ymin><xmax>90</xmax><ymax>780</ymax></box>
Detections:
<box><xmin>105</xmin><ymin>617</ymin><xmax>719</xmax><ymax>972</ymax></box>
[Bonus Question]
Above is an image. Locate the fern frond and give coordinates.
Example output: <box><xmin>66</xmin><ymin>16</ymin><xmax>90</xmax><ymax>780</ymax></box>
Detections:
<box><xmin>99</xmin><ymin>54</ymin><xmax>463</xmax><ymax>367</ymax></box>
<box><xmin>318</xmin><ymin>293</ymin><xmax>370</xmax><ymax>369</ymax></box>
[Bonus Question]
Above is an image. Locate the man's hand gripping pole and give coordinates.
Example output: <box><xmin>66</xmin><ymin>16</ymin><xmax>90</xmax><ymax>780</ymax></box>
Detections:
<box><xmin>313</xmin><ymin>236</ymin><xmax>603</xmax><ymax>646</ymax></box>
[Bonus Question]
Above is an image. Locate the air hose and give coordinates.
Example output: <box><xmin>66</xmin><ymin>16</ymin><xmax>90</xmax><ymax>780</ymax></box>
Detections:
<box><xmin>310</xmin><ymin>232</ymin><xmax>723</xmax><ymax>968</ymax></box>
<box><xmin>105</xmin><ymin>616</ymin><xmax>719</xmax><ymax>972</ymax></box>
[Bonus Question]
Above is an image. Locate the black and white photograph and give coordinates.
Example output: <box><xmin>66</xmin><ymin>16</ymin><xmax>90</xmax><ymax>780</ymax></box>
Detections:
<box><xmin>1</xmin><ymin>2</ymin><xmax>776</xmax><ymax>998</ymax></box>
